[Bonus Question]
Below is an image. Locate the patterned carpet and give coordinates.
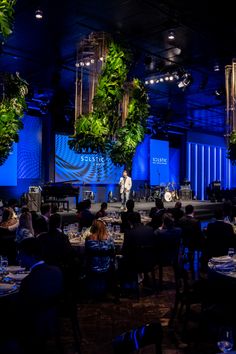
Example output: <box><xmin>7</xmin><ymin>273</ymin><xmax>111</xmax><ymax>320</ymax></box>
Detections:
<box><xmin>60</xmin><ymin>266</ymin><xmax>219</xmax><ymax>354</ymax></box>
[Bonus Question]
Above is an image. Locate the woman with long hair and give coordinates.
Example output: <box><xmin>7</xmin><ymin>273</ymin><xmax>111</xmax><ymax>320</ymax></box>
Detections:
<box><xmin>15</xmin><ymin>211</ymin><xmax>34</xmax><ymax>243</ymax></box>
<box><xmin>85</xmin><ymin>219</ymin><xmax>115</xmax><ymax>273</ymax></box>
<box><xmin>0</xmin><ymin>207</ymin><xmax>19</xmax><ymax>231</ymax></box>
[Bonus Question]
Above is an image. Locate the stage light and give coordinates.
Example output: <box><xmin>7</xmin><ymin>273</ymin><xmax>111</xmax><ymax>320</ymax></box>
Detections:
<box><xmin>75</xmin><ymin>62</ymin><xmax>80</xmax><ymax>68</ymax></box>
<box><xmin>90</xmin><ymin>59</ymin><xmax>95</xmax><ymax>64</ymax></box>
<box><xmin>79</xmin><ymin>61</ymin><xmax>84</xmax><ymax>66</ymax></box>
<box><xmin>168</xmin><ymin>30</ymin><xmax>175</xmax><ymax>40</ymax></box>
<box><xmin>214</xmin><ymin>63</ymin><xmax>220</xmax><ymax>72</ymax></box>
<box><xmin>177</xmin><ymin>72</ymin><xmax>193</xmax><ymax>89</ymax></box>
<box><xmin>165</xmin><ymin>76</ymin><xmax>169</xmax><ymax>81</ymax></box>
<box><xmin>145</xmin><ymin>80</ymin><xmax>149</xmax><ymax>85</ymax></box>
<box><xmin>35</xmin><ymin>9</ymin><xmax>43</xmax><ymax>20</ymax></box>
<box><xmin>169</xmin><ymin>75</ymin><xmax>174</xmax><ymax>81</ymax></box>
<box><xmin>159</xmin><ymin>77</ymin><xmax>164</xmax><ymax>82</ymax></box>
<box><xmin>150</xmin><ymin>79</ymin><xmax>154</xmax><ymax>84</ymax></box>
<box><xmin>85</xmin><ymin>61</ymin><xmax>90</xmax><ymax>66</ymax></box>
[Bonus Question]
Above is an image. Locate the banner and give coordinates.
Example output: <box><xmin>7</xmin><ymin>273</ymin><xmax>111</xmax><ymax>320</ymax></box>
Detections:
<box><xmin>150</xmin><ymin>139</ymin><xmax>169</xmax><ymax>185</ymax></box>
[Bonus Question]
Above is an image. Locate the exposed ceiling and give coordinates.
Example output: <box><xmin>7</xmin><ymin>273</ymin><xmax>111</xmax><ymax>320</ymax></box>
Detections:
<box><xmin>1</xmin><ymin>0</ymin><xmax>235</xmax><ymax>135</ymax></box>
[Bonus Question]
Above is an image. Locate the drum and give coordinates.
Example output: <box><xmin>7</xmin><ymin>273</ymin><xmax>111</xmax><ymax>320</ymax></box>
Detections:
<box><xmin>164</xmin><ymin>191</ymin><xmax>172</xmax><ymax>202</ymax></box>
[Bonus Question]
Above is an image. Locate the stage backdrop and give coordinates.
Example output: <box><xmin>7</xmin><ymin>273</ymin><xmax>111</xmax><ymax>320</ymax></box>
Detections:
<box><xmin>55</xmin><ymin>134</ymin><xmax>124</xmax><ymax>184</ymax></box>
<box><xmin>150</xmin><ymin>139</ymin><xmax>169</xmax><ymax>185</ymax></box>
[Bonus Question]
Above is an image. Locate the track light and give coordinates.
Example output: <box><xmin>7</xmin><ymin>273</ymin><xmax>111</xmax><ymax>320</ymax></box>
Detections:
<box><xmin>177</xmin><ymin>73</ymin><xmax>193</xmax><ymax>90</ymax></box>
<box><xmin>35</xmin><ymin>9</ymin><xmax>43</xmax><ymax>20</ymax></box>
<box><xmin>214</xmin><ymin>64</ymin><xmax>220</xmax><ymax>72</ymax></box>
<box><xmin>168</xmin><ymin>30</ymin><xmax>175</xmax><ymax>40</ymax></box>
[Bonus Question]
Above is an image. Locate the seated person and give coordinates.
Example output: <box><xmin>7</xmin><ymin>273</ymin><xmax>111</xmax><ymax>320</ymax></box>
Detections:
<box><xmin>154</xmin><ymin>213</ymin><xmax>182</xmax><ymax>265</ymax></box>
<box><xmin>95</xmin><ymin>202</ymin><xmax>108</xmax><ymax>219</ymax></box>
<box><xmin>178</xmin><ymin>204</ymin><xmax>203</xmax><ymax>252</ymax></box>
<box><xmin>121</xmin><ymin>199</ymin><xmax>140</xmax><ymax>232</ymax></box>
<box><xmin>77</xmin><ymin>199</ymin><xmax>95</xmax><ymax>231</ymax></box>
<box><xmin>149</xmin><ymin>199</ymin><xmax>166</xmax><ymax>230</ymax></box>
<box><xmin>17</xmin><ymin>237</ymin><xmax>63</xmax><ymax>354</ymax></box>
<box><xmin>37</xmin><ymin>213</ymin><xmax>75</xmax><ymax>269</ymax></box>
<box><xmin>33</xmin><ymin>203</ymin><xmax>51</xmax><ymax>236</ymax></box>
<box><xmin>168</xmin><ymin>201</ymin><xmax>184</xmax><ymax>225</ymax></box>
<box><xmin>15</xmin><ymin>211</ymin><xmax>34</xmax><ymax>243</ymax></box>
<box><xmin>0</xmin><ymin>207</ymin><xmax>19</xmax><ymax>232</ymax></box>
<box><xmin>85</xmin><ymin>219</ymin><xmax>115</xmax><ymax>273</ymax></box>
<box><xmin>206</xmin><ymin>208</ymin><xmax>235</xmax><ymax>259</ymax></box>
<box><xmin>122</xmin><ymin>213</ymin><xmax>156</xmax><ymax>273</ymax></box>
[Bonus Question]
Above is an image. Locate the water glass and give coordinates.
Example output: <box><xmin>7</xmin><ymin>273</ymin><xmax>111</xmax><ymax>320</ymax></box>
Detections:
<box><xmin>1</xmin><ymin>256</ymin><xmax>8</xmax><ymax>274</ymax></box>
<box><xmin>217</xmin><ymin>327</ymin><xmax>234</xmax><ymax>352</ymax></box>
<box><xmin>228</xmin><ymin>248</ymin><xmax>235</xmax><ymax>257</ymax></box>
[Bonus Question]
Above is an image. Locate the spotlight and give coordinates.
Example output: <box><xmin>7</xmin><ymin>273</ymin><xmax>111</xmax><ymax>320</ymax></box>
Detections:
<box><xmin>150</xmin><ymin>79</ymin><xmax>154</xmax><ymax>84</ymax></box>
<box><xmin>169</xmin><ymin>76</ymin><xmax>174</xmax><ymax>81</ymax></box>
<box><xmin>35</xmin><ymin>9</ymin><xmax>43</xmax><ymax>19</ymax></box>
<box><xmin>168</xmin><ymin>30</ymin><xmax>175</xmax><ymax>40</ymax></box>
<box><xmin>177</xmin><ymin>73</ymin><xmax>193</xmax><ymax>89</ymax></box>
<box><xmin>156</xmin><ymin>79</ymin><xmax>159</xmax><ymax>83</ymax></box>
<box><xmin>79</xmin><ymin>61</ymin><xmax>84</xmax><ymax>66</ymax></box>
<box><xmin>99</xmin><ymin>56</ymin><xmax>104</xmax><ymax>61</ymax></box>
<box><xmin>145</xmin><ymin>80</ymin><xmax>149</xmax><ymax>85</ymax></box>
<box><xmin>165</xmin><ymin>76</ymin><xmax>169</xmax><ymax>81</ymax></box>
<box><xmin>75</xmin><ymin>62</ymin><xmax>80</xmax><ymax>68</ymax></box>
<box><xmin>90</xmin><ymin>59</ymin><xmax>95</xmax><ymax>64</ymax></box>
<box><xmin>214</xmin><ymin>64</ymin><xmax>220</xmax><ymax>72</ymax></box>
<box><xmin>160</xmin><ymin>77</ymin><xmax>164</xmax><ymax>82</ymax></box>
<box><xmin>85</xmin><ymin>61</ymin><xmax>91</xmax><ymax>66</ymax></box>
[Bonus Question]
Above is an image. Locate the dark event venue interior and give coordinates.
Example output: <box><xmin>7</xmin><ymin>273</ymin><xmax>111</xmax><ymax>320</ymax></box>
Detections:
<box><xmin>1</xmin><ymin>1</ymin><xmax>236</xmax><ymax>353</ymax></box>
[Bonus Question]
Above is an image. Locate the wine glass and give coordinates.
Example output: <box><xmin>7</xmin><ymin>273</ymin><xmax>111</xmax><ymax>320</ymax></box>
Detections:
<box><xmin>217</xmin><ymin>327</ymin><xmax>234</xmax><ymax>352</ymax></box>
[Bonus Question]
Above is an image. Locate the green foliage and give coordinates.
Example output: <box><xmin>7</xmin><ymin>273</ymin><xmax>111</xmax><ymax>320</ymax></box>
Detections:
<box><xmin>69</xmin><ymin>40</ymin><xmax>149</xmax><ymax>168</ymax></box>
<box><xmin>0</xmin><ymin>73</ymin><xmax>28</xmax><ymax>165</ymax></box>
<box><xmin>227</xmin><ymin>131</ymin><xmax>236</xmax><ymax>165</ymax></box>
<box><xmin>0</xmin><ymin>0</ymin><xmax>16</xmax><ymax>39</ymax></box>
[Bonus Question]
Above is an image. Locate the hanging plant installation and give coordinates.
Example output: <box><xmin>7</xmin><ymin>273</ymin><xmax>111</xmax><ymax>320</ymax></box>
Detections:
<box><xmin>69</xmin><ymin>38</ymin><xmax>149</xmax><ymax>169</ymax></box>
<box><xmin>0</xmin><ymin>73</ymin><xmax>28</xmax><ymax>165</ymax></box>
<box><xmin>0</xmin><ymin>0</ymin><xmax>16</xmax><ymax>39</ymax></box>
<box><xmin>227</xmin><ymin>130</ymin><xmax>236</xmax><ymax>165</ymax></box>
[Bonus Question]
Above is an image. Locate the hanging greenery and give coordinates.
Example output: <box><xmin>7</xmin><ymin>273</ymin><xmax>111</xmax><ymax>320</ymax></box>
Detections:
<box><xmin>0</xmin><ymin>73</ymin><xmax>28</xmax><ymax>165</ymax></box>
<box><xmin>69</xmin><ymin>40</ymin><xmax>149</xmax><ymax>168</ymax></box>
<box><xmin>227</xmin><ymin>130</ymin><xmax>236</xmax><ymax>165</ymax></box>
<box><xmin>0</xmin><ymin>0</ymin><xmax>16</xmax><ymax>39</ymax></box>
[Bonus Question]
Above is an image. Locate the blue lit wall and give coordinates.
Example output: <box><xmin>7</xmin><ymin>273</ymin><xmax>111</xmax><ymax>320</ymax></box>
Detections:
<box><xmin>132</xmin><ymin>135</ymin><xmax>150</xmax><ymax>181</ymax></box>
<box><xmin>0</xmin><ymin>115</ymin><xmax>42</xmax><ymax>199</ymax></box>
<box><xmin>169</xmin><ymin>147</ymin><xmax>180</xmax><ymax>187</ymax></box>
<box><xmin>187</xmin><ymin>132</ymin><xmax>234</xmax><ymax>200</ymax></box>
<box><xmin>0</xmin><ymin>143</ymin><xmax>17</xmax><ymax>186</ymax></box>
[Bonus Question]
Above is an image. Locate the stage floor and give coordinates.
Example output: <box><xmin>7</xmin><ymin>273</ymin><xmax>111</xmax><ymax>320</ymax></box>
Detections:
<box><xmin>89</xmin><ymin>199</ymin><xmax>221</xmax><ymax>212</ymax></box>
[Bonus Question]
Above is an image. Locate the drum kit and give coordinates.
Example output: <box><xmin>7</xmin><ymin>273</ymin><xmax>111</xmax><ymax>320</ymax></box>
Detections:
<box><xmin>150</xmin><ymin>182</ymin><xmax>179</xmax><ymax>202</ymax></box>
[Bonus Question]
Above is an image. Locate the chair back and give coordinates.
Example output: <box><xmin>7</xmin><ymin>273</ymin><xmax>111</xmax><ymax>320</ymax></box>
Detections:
<box><xmin>113</xmin><ymin>322</ymin><xmax>163</xmax><ymax>354</ymax></box>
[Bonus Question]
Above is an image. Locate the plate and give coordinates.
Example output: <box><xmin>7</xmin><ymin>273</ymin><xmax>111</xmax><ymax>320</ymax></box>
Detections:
<box><xmin>8</xmin><ymin>272</ymin><xmax>29</xmax><ymax>281</ymax></box>
<box><xmin>0</xmin><ymin>282</ymin><xmax>17</xmax><ymax>295</ymax></box>
<box><xmin>210</xmin><ymin>256</ymin><xmax>233</xmax><ymax>263</ymax></box>
<box><xmin>6</xmin><ymin>266</ymin><xmax>26</xmax><ymax>273</ymax></box>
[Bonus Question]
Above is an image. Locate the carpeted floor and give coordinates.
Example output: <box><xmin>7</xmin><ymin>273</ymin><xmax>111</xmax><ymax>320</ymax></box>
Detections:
<box><xmin>59</xmin><ymin>266</ymin><xmax>219</xmax><ymax>354</ymax></box>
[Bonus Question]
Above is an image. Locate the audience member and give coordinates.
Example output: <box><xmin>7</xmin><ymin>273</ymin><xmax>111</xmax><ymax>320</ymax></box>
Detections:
<box><xmin>149</xmin><ymin>199</ymin><xmax>166</xmax><ymax>229</ymax></box>
<box><xmin>121</xmin><ymin>199</ymin><xmax>140</xmax><ymax>232</ymax></box>
<box><xmin>37</xmin><ymin>213</ymin><xmax>75</xmax><ymax>270</ymax></box>
<box><xmin>77</xmin><ymin>199</ymin><xmax>95</xmax><ymax>231</ymax></box>
<box><xmin>178</xmin><ymin>204</ymin><xmax>203</xmax><ymax>254</ymax></box>
<box><xmin>85</xmin><ymin>219</ymin><xmax>115</xmax><ymax>273</ymax></box>
<box><xmin>169</xmin><ymin>201</ymin><xmax>184</xmax><ymax>225</ymax></box>
<box><xmin>95</xmin><ymin>202</ymin><xmax>108</xmax><ymax>218</ymax></box>
<box><xmin>17</xmin><ymin>237</ymin><xmax>63</xmax><ymax>354</ymax></box>
<box><xmin>15</xmin><ymin>211</ymin><xmax>34</xmax><ymax>243</ymax></box>
<box><xmin>0</xmin><ymin>207</ymin><xmax>19</xmax><ymax>231</ymax></box>
<box><xmin>33</xmin><ymin>203</ymin><xmax>51</xmax><ymax>235</ymax></box>
<box><xmin>206</xmin><ymin>208</ymin><xmax>235</xmax><ymax>259</ymax></box>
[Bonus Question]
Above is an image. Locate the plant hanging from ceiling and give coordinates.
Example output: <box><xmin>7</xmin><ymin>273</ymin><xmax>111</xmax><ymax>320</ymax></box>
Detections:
<box><xmin>0</xmin><ymin>0</ymin><xmax>16</xmax><ymax>39</ymax></box>
<box><xmin>0</xmin><ymin>73</ymin><xmax>28</xmax><ymax>165</ymax></box>
<box><xmin>69</xmin><ymin>40</ymin><xmax>149</xmax><ymax>168</ymax></box>
<box><xmin>227</xmin><ymin>130</ymin><xmax>236</xmax><ymax>165</ymax></box>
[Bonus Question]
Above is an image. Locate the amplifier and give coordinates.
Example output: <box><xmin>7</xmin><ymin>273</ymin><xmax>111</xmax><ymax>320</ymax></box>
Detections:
<box><xmin>179</xmin><ymin>189</ymin><xmax>192</xmax><ymax>201</ymax></box>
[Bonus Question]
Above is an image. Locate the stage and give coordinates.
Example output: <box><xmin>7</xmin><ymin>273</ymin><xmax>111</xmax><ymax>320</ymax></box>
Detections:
<box><xmin>58</xmin><ymin>199</ymin><xmax>223</xmax><ymax>226</ymax></box>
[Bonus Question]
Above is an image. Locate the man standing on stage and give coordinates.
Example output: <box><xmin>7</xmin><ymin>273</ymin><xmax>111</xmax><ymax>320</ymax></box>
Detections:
<box><xmin>119</xmin><ymin>170</ymin><xmax>132</xmax><ymax>210</ymax></box>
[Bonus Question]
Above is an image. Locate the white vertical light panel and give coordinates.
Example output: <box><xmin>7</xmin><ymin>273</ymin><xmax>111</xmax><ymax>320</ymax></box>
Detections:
<box><xmin>187</xmin><ymin>142</ymin><xmax>191</xmax><ymax>181</ymax></box>
<box><xmin>219</xmin><ymin>148</ymin><xmax>222</xmax><ymax>182</ymax></box>
<box><xmin>201</xmin><ymin>145</ymin><xmax>204</xmax><ymax>200</ymax></box>
<box><xmin>195</xmin><ymin>144</ymin><xmax>198</xmax><ymax>198</ymax></box>
<box><xmin>214</xmin><ymin>147</ymin><xmax>216</xmax><ymax>181</ymax></box>
<box><xmin>207</xmin><ymin>146</ymin><xmax>211</xmax><ymax>185</ymax></box>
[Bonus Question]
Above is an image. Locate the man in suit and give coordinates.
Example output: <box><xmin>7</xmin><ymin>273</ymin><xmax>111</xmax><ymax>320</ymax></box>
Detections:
<box><xmin>119</xmin><ymin>170</ymin><xmax>132</xmax><ymax>211</ymax></box>
<box><xmin>17</xmin><ymin>237</ymin><xmax>63</xmax><ymax>354</ymax></box>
